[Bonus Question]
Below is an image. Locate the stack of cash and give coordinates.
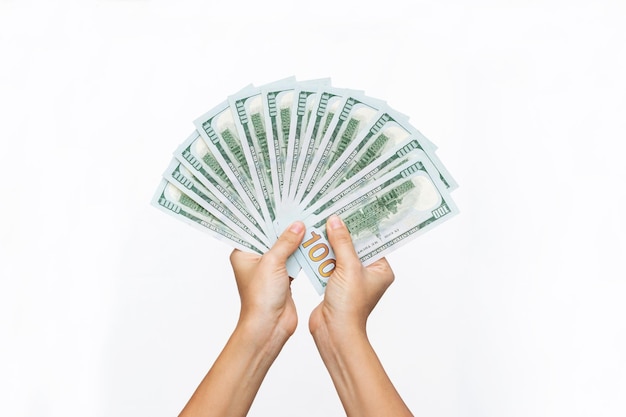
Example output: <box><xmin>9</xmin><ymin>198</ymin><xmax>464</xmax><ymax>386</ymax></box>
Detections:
<box><xmin>152</xmin><ymin>77</ymin><xmax>459</xmax><ymax>294</ymax></box>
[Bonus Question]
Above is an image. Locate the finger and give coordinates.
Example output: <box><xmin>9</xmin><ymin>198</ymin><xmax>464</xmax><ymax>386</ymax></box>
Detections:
<box><xmin>265</xmin><ymin>221</ymin><xmax>306</xmax><ymax>265</ymax></box>
<box><xmin>325</xmin><ymin>215</ymin><xmax>359</xmax><ymax>265</ymax></box>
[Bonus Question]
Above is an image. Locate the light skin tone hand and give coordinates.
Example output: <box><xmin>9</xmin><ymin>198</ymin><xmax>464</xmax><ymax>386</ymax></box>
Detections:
<box><xmin>178</xmin><ymin>221</ymin><xmax>306</xmax><ymax>417</ymax></box>
<box><xmin>179</xmin><ymin>215</ymin><xmax>413</xmax><ymax>417</ymax></box>
<box><xmin>309</xmin><ymin>214</ymin><xmax>414</xmax><ymax>416</ymax></box>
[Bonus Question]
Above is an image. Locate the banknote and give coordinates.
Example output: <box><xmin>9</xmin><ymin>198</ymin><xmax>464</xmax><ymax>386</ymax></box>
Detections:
<box><xmin>194</xmin><ymin>97</ymin><xmax>305</xmax><ymax>277</ymax></box>
<box><xmin>262</xmin><ymin>78</ymin><xmax>331</xmax><ymax>207</ymax></box>
<box><xmin>174</xmin><ymin>131</ymin><xmax>270</xmax><ymax>238</ymax></box>
<box><xmin>293</xmin><ymin>93</ymin><xmax>387</xmax><ymax>204</ymax></box>
<box><xmin>193</xmin><ymin>97</ymin><xmax>274</xmax><ymax>234</ymax></box>
<box><xmin>228</xmin><ymin>78</ymin><xmax>298</xmax><ymax>231</ymax></box>
<box><xmin>262</xmin><ymin>83</ymin><xmax>297</xmax><ymax>207</ymax></box>
<box><xmin>163</xmin><ymin>159</ymin><xmax>271</xmax><ymax>249</ymax></box>
<box><xmin>288</xmin><ymin>88</ymin><xmax>364</xmax><ymax>204</ymax></box>
<box><xmin>163</xmin><ymin>148</ymin><xmax>301</xmax><ymax>277</ymax></box>
<box><xmin>152</xmin><ymin>179</ymin><xmax>266</xmax><ymax>254</ymax></box>
<box><xmin>300</xmin><ymin>138</ymin><xmax>429</xmax><ymax>218</ymax></box>
<box><xmin>282</xmin><ymin>84</ymin><xmax>328</xmax><ymax>210</ymax></box>
<box><xmin>153</xmin><ymin>77</ymin><xmax>458</xmax><ymax>294</ymax></box>
<box><xmin>298</xmin><ymin>109</ymin><xmax>457</xmax><ymax>213</ymax></box>
<box><xmin>296</xmin><ymin>156</ymin><xmax>457</xmax><ymax>293</ymax></box>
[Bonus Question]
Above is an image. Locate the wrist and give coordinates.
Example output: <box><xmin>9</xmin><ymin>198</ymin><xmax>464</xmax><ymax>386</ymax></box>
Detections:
<box><xmin>236</xmin><ymin>314</ymin><xmax>293</xmax><ymax>352</ymax></box>
<box><xmin>310</xmin><ymin>311</ymin><xmax>369</xmax><ymax>353</ymax></box>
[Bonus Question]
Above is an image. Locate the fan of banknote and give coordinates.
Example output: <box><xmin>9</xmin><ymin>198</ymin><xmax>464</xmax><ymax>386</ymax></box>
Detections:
<box><xmin>152</xmin><ymin>77</ymin><xmax>459</xmax><ymax>294</ymax></box>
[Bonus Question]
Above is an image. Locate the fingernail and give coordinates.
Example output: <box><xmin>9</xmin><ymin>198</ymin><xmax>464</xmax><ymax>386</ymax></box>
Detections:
<box><xmin>328</xmin><ymin>214</ymin><xmax>343</xmax><ymax>230</ymax></box>
<box><xmin>289</xmin><ymin>221</ymin><xmax>304</xmax><ymax>233</ymax></box>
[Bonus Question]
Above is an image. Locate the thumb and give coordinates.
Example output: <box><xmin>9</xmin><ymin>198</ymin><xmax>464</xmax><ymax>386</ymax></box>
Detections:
<box><xmin>326</xmin><ymin>214</ymin><xmax>359</xmax><ymax>265</ymax></box>
<box><xmin>265</xmin><ymin>221</ymin><xmax>306</xmax><ymax>265</ymax></box>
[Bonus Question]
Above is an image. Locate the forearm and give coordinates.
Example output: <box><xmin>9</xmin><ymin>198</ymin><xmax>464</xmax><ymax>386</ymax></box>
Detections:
<box><xmin>179</xmin><ymin>319</ymin><xmax>290</xmax><ymax>417</ymax></box>
<box><xmin>312</xmin><ymin>323</ymin><xmax>413</xmax><ymax>417</ymax></box>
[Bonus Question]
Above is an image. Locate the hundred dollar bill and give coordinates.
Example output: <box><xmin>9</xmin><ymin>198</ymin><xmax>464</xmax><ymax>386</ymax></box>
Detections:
<box><xmin>173</xmin><ymin>131</ymin><xmax>301</xmax><ymax>277</ymax></box>
<box><xmin>228</xmin><ymin>78</ymin><xmax>297</xmax><ymax>229</ymax></box>
<box><xmin>194</xmin><ymin>98</ymin><xmax>303</xmax><ymax>277</ymax></box>
<box><xmin>403</xmin><ymin>128</ymin><xmax>456</xmax><ymax>190</ymax></box>
<box><xmin>262</xmin><ymin>83</ymin><xmax>296</xmax><ymax>207</ymax></box>
<box><xmin>152</xmin><ymin>179</ymin><xmax>266</xmax><ymax>254</ymax></box>
<box><xmin>306</xmin><ymin>157</ymin><xmax>452</xmax><ymax>226</ymax></box>
<box><xmin>163</xmin><ymin>159</ymin><xmax>271</xmax><ymax>249</ymax></box>
<box><xmin>293</xmin><ymin>93</ymin><xmax>387</xmax><ymax>204</ymax></box>
<box><xmin>299</xmin><ymin>109</ymin><xmax>457</xmax><ymax>213</ymax></box>
<box><xmin>227</xmin><ymin>80</ymin><xmax>308</xmax><ymax>278</ymax></box>
<box><xmin>296</xmin><ymin>156</ymin><xmax>458</xmax><ymax>293</ymax></box>
<box><xmin>262</xmin><ymin>78</ymin><xmax>331</xmax><ymax>207</ymax></box>
<box><xmin>174</xmin><ymin>131</ymin><xmax>270</xmax><ymax>238</ymax></box>
<box><xmin>300</xmin><ymin>138</ymin><xmax>428</xmax><ymax>217</ymax></box>
<box><xmin>282</xmin><ymin>84</ymin><xmax>325</xmax><ymax>211</ymax></box>
<box><xmin>288</xmin><ymin>88</ymin><xmax>364</xmax><ymax>203</ymax></box>
<box><xmin>193</xmin><ymin>97</ymin><xmax>274</xmax><ymax>234</ymax></box>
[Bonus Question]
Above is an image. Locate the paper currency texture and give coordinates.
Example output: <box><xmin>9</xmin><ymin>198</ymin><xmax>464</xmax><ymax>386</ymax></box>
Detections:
<box><xmin>152</xmin><ymin>77</ymin><xmax>458</xmax><ymax>294</ymax></box>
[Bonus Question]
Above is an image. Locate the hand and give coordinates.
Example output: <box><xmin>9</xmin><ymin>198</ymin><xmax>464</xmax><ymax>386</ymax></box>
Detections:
<box><xmin>309</xmin><ymin>214</ymin><xmax>395</xmax><ymax>337</ymax></box>
<box><xmin>230</xmin><ymin>221</ymin><xmax>305</xmax><ymax>340</ymax></box>
<box><xmin>308</xmin><ymin>216</ymin><xmax>413</xmax><ymax>417</ymax></box>
<box><xmin>178</xmin><ymin>221</ymin><xmax>306</xmax><ymax>417</ymax></box>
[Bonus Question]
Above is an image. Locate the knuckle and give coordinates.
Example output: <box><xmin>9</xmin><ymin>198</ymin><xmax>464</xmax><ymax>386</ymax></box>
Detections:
<box><xmin>334</xmin><ymin>230</ymin><xmax>353</xmax><ymax>245</ymax></box>
<box><xmin>229</xmin><ymin>249</ymin><xmax>240</xmax><ymax>265</ymax></box>
<box><xmin>279</xmin><ymin>232</ymin><xmax>299</xmax><ymax>247</ymax></box>
<box><xmin>262</xmin><ymin>249</ymin><xmax>280</xmax><ymax>265</ymax></box>
<box><xmin>345</xmin><ymin>258</ymin><xmax>363</xmax><ymax>271</ymax></box>
<box><xmin>336</xmin><ymin>258</ymin><xmax>362</xmax><ymax>276</ymax></box>
<box><xmin>385</xmin><ymin>270</ymin><xmax>395</xmax><ymax>286</ymax></box>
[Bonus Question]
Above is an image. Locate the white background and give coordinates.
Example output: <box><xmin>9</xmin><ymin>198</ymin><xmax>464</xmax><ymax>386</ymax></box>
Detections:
<box><xmin>1</xmin><ymin>1</ymin><xmax>625</xmax><ymax>416</ymax></box>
